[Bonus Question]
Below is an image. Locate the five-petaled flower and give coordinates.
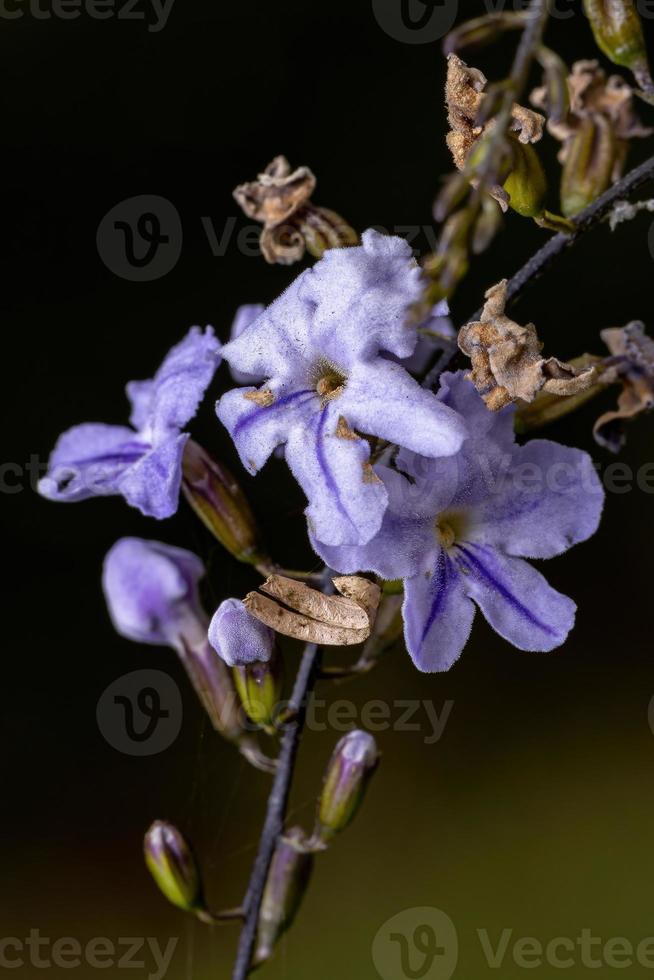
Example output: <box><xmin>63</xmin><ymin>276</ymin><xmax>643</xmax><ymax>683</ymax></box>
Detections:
<box><xmin>39</xmin><ymin>327</ymin><xmax>221</xmax><ymax>519</ymax></box>
<box><xmin>216</xmin><ymin>230</ymin><xmax>467</xmax><ymax>547</ymax></box>
<box><xmin>312</xmin><ymin>371</ymin><xmax>605</xmax><ymax>671</ymax></box>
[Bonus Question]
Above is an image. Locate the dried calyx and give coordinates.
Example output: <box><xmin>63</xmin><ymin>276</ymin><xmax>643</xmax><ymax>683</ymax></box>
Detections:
<box><xmin>594</xmin><ymin>320</ymin><xmax>654</xmax><ymax>452</ymax></box>
<box><xmin>445</xmin><ymin>53</ymin><xmax>545</xmax><ymax>215</ymax></box>
<box><xmin>233</xmin><ymin>155</ymin><xmax>358</xmax><ymax>265</ymax></box>
<box><xmin>459</xmin><ymin>279</ymin><xmax>597</xmax><ymax>411</ymax></box>
<box><xmin>531</xmin><ymin>59</ymin><xmax>651</xmax><ymax>216</ymax></box>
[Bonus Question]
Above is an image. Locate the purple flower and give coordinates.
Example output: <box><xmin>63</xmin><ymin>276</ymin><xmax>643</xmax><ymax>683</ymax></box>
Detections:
<box><xmin>208</xmin><ymin>598</ymin><xmax>274</xmax><ymax>667</ymax></box>
<box><xmin>313</xmin><ymin>371</ymin><xmax>605</xmax><ymax>671</ymax></box>
<box><xmin>102</xmin><ymin>537</ymin><xmax>206</xmax><ymax>647</ymax></box>
<box><xmin>228</xmin><ymin>304</ymin><xmax>266</xmax><ymax>386</ymax></box>
<box><xmin>217</xmin><ymin>231</ymin><xmax>467</xmax><ymax>547</ymax></box>
<box><xmin>38</xmin><ymin>327</ymin><xmax>221</xmax><ymax>519</ymax></box>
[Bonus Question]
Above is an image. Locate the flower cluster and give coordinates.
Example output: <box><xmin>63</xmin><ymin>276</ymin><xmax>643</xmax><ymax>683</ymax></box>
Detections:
<box><xmin>40</xmin><ymin>229</ymin><xmax>604</xmax><ymax>680</ymax></box>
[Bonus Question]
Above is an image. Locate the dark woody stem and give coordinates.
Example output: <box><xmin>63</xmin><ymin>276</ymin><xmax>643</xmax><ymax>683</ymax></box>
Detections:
<box><xmin>231</xmin><ymin>148</ymin><xmax>654</xmax><ymax>980</ymax></box>
<box><xmin>493</xmin><ymin>152</ymin><xmax>654</xmax><ymax>317</ymax></box>
<box><xmin>424</xmin><ymin>151</ymin><xmax>654</xmax><ymax>389</ymax></box>
<box><xmin>231</xmin><ymin>581</ymin><xmax>331</xmax><ymax>979</ymax></box>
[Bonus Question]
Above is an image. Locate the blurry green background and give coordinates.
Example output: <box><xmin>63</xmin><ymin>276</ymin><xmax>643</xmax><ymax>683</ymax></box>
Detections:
<box><xmin>4</xmin><ymin>0</ymin><xmax>654</xmax><ymax>977</ymax></box>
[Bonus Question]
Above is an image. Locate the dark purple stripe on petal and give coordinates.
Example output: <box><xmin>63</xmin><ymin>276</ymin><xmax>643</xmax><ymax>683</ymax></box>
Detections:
<box><xmin>455</xmin><ymin>543</ymin><xmax>556</xmax><ymax>637</ymax></box>
<box><xmin>233</xmin><ymin>388</ymin><xmax>315</xmax><ymax>437</ymax></box>
<box><xmin>314</xmin><ymin>406</ymin><xmax>359</xmax><ymax>534</ymax></box>
<box><xmin>59</xmin><ymin>443</ymin><xmax>150</xmax><ymax>467</ymax></box>
<box><xmin>420</xmin><ymin>550</ymin><xmax>452</xmax><ymax>646</ymax></box>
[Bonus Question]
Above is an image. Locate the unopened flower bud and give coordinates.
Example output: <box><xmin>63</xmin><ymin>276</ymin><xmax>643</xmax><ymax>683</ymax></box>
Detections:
<box><xmin>254</xmin><ymin>828</ymin><xmax>314</xmax><ymax>966</ymax></box>
<box><xmin>583</xmin><ymin>0</ymin><xmax>654</xmax><ymax>95</ymax></box>
<box><xmin>503</xmin><ymin>139</ymin><xmax>548</xmax><ymax>218</ymax></box>
<box><xmin>182</xmin><ymin>440</ymin><xmax>268</xmax><ymax>568</ymax></box>
<box><xmin>233</xmin><ymin>647</ymin><xmax>283</xmax><ymax>733</ymax></box>
<box><xmin>103</xmin><ymin>539</ymin><xmax>274</xmax><ymax>772</ymax></box>
<box><xmin>560</xmin><ymin>114</ymin><xmax>616</xmax><ymax>216</ymax></box>
<box><xmin>209</xmin><ymin>597</ymin><xmax>275</xmax><ymax>668</ymax></box>
<box><xmin>314</xmin><ymin>730</ymin><xmax>380</xmax><ymax>845</ymax></box>
<box><xmin>144</xmin><ymin>821</ymin><xmax>206</xmax><ymax>918</ymax></box>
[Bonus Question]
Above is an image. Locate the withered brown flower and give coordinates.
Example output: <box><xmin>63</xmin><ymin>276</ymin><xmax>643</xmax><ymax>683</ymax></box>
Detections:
<box><xmin>233</xmin><ymin>156</ymin><xmax>358</xmax><ymax>265</ymax></box>
<box><xmin>531</xmin><ymin>59</ymin><xmax>652</xmax><ymax>216</ymax></box>
<box><xmin>594</xmin><ymin>321</ymin><xmax>654</xmax><ymax>452</ymax></box>
<box><xmin>244</xmin><ymin>575</ymin><xmax>381</xmax><ymax>646</ymax></box>
<box><xmin>459</xmin><ymin>279</ymin><xmax>597</xmax><ymax>411</ymax></box>
<box><xmin>445</xmin><ymin>54</ymin><xmax>545</xmax><ymax>212</ymax></box>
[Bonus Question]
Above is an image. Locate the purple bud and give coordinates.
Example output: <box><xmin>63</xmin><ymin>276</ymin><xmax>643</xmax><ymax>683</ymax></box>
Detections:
<box><xmin>315</xmin><ymin>730</ymin><xmax>380</xmax><ymax>845</ymax></box>
<box><xmin>254</xmin><ymin>827</ymin><xmax>314</xmax><ymax>966</ymax></box>
<box><xmin>143</xmin><ymin>820</ymin><xmax>205</xmax><ymax>916</ymax></box>
<box><xmin>181</xmin><ymin>440</ymin><xmax>268</xmax><ymax>568</ymax></box>
<box><xmin>102</xmin><ymin>538</ymin><xmax>205</xmax><ymax>648</ymax></box>
<box><xmin>208</xmin><ymin>598</ymin><xmax>275</xmax><ymax>668</ymax></box>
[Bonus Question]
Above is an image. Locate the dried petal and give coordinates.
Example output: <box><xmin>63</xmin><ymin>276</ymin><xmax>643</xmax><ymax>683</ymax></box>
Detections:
<box><xmin>446</xmin><ymin>54</ymin><xmax>544</xmax><ymax>174</ymax></box>
<box><xmin>459</xmin><ymin>280</ymin><xmax>598</xmax><ymax>410</ymax></box>
<box><xmin>233</xmin><ymin>156</ymin><xmax>358</xmax><ymax>265</ymax></box>
<box><xmin>594</xmin><ymin>320</ymin><xmax>654</xmax><ymax>451</ymax></box>
<box><xmin>531</xmin><ymin>59</ymin><xmax>651</xmax><ymax>196</ymax></box>
<box><xmin>233</xmin><ymin>155</ymin><xmax>315</xmax><ymax>227</ymax></box>
<box><xmin>243</xmin><ymin>575</ymin><xmax>381</xmax><ymax>646</ymax></box>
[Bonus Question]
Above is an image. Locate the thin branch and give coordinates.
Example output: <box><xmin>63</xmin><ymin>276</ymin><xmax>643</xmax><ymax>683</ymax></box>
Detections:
<box><xmin>481</xmin><ymin>152</ymin><xmax>654</xmax><ymax>318</ymax></box>
<box><xmin>424</xmin><ymin>151</ymin><xmax>654</xmax><ymax>389</ymax></box>
<box><xmin>231</xmin><ymin>578</ymin><xmax>333</xmax><ymax>979</ymax></box>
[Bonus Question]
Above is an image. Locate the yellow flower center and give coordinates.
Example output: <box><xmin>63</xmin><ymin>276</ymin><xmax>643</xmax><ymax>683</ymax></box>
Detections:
<box><xmin>435</xmin><ymin>510</ymin><xmax>469</xmax><ymax>550</ymax></box>
<box><xmin>313</xmin><ymin>362</ymin><xmax>346</xmax><ymax>401</ymax></box>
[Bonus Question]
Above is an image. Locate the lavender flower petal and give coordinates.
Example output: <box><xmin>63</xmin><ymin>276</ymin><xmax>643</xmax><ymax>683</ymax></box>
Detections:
<box><xmin>208</xmin><ymin>598</ymin><xmax>274</xmax><ymax>667</ymax></box>
<box><xmin>300</xmin><ymin>229</ymin><xmax>423</xmax><ymax>366</ymax></box>
<box><xmin>38</xmin><ymin>423</ymin><xmax>149</xmax><ymax>503</ymax></box>
<box><xmin>454</xmin><ymin>542</ymin><xmax>576</xmax><ymax>651</ymax></box>
<box><xmin>284</xmin><ymin>403</ymin><xmax>388</xmax><ymax>547</ymax></box>
<box><xmin>310</xmin><ymin>466</ymin><xmax>436</xmax><ymax>578</ymax></box>
<box><xmin>102</xmin><ymin>537</ymin><xmax>205</xmax><ymax>646</ymax></box>
<box><xmin>218</xmin><ymin>384</ymin><xmax>317</xmax><ymax>474</ymax></box>
<box><xmin>126</xmin><ymin>326</ymin><xmax>221</xmax><ymax>440</ymax></box>
<box><xmin>469</xmin><ymin>439</ymin><xmax>604</xmax><ymax>559</ymax></box>
<box><xmin>402</xmin><ymin>552</ymin><xmax>476</xmax><ymax>672</ymax></box>
<box><xmin>338</xmin><ymin>360</ymin><xmax>468</xmax><ymax>458</ymax></box>
<box><xmin>118</xmin><ymin>433</ymin><xmax>189</xmax><ymax>519</ymax></box>
<box><xmin>228</xmin><ymin>304</ymin><xmax>266</xmax><ymax>386</ymax></box>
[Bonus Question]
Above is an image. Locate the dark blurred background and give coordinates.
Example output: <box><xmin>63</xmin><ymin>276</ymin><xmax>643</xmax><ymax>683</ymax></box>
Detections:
<box><xmin>4</xmin><ymin>2</ymin><xmax>654</xmax><ymax>977</ymax></box>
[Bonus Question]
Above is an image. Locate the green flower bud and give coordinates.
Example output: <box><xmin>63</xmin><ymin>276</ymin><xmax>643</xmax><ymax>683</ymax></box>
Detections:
<box><xmin>583</xmin><ymin>0</ymin><xmax>654</xmax><ymax>95</ymax></box>
<box><xmin>181</xmin><ymin>440</ymin><xmax>268</xmax><ymax>568</ymax></box>
<box><xmin>233</xmin><ymin>647</ymin><xmax>283</xmax><ymax>733</ymax></box>
<box><xmin>254</xmin><ymin>828</ymin><xmax>314</xmax><ymax>966</ymax></box>
<box><xmin>144</xmin><ymin>821</ymin><xmax>206</xmax><ymax>918</ymax></box>
<box><xmin>503</xmin><ymin>139</ymin><xmax>548</xmax><ymax>218</ymax></box>
<box><xmin>561</xmin><ymin>114</ymin><xmax>616</xmax><ymax>216</ymax></box>
<box><xmin>314</xmin><ymin>730</ymin><xmax>380</xmax><ymax>846</ymax></box>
